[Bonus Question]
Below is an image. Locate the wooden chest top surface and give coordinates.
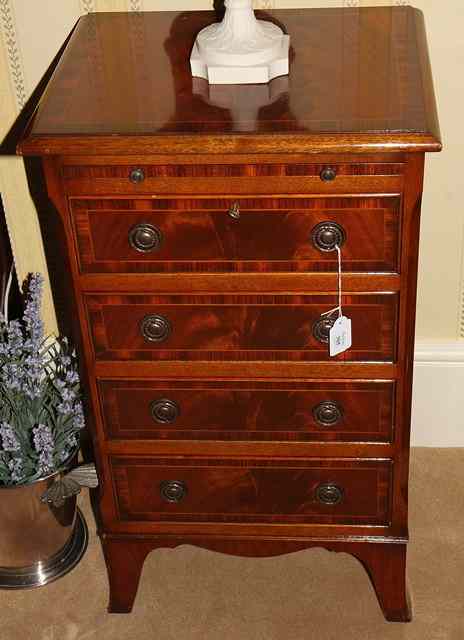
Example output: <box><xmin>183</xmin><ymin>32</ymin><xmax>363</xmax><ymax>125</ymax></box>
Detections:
<box><xmin>18</xmin><ymin>7</ymin><xmax>441</xmax><ymax>155</ymax></box>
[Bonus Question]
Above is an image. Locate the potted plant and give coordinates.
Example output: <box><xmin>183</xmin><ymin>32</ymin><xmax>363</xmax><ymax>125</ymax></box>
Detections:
<box><xmin>0</xmin><ymin>273</ymin><xmax>96</xmax><ymax>589</ymax></box>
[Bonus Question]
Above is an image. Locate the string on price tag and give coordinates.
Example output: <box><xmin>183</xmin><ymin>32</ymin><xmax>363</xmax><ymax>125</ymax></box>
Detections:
<box><xmin>321</xmin><ymin>244</ymin><xmax>352</xmax><ymax>357</ymax></box>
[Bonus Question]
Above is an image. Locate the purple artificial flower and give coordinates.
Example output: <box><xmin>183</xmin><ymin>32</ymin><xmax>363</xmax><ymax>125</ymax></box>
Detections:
<box><xmin>0</xmin><ymin>320</ymin><xmax>24</xmax><ymax>359</ymax></box>
<box><xmin>23</xmin><ymin>273</ymin><xmax>44</xmax><ymax>351</ymax></box>
<box><xmin>33</xmin><ymin>423</ymin><xmax>55</xmax><ymax>476</ymax></box>
<box><xmin>56</xmin><ymin>381</ymin><xmax>84</xmax><ymax>430</ymax></box>
<box><xmin>54</xmin><ymin>378</ymin><xmax>66</xmax><ymax>391</ymax></box>
<box><xmin>65</xmin><ymin>369</ymin><xmax>79</xmax><ymax>385</ymax></box>
<box><xmin>0</xmin><ymin>422</ymin><xmax>21</xmax><ymax>452</ymax></box>
<box><xmin>22</xmin><ymin>352</ymin><xmax>45</xmax><ymax>399</ymax></box>
<box><xmin>1</xmin><ymin>273</ymin><xmax>84</xmax><ymax>484</ymax></box>
<box><xmin>61</xmin><ymin>387</ymin><xmax>76</xmax><ymax>403</ymax></box>
<box><xmin>60</xmin><ymin>434</ymin><xmax>78</xmax><ymax>462</ymax></box>
<box><xmin>59</xmin><ymin>355</ymin><xmax>71</xmax><ymax>368</ymax></box>
<box><xmin>1</xmin><ymin>362</ymin><xmax>24</xmax><ymax>391</ymax></box>
<box><xmin>8</xmin><ymin>458</ymin><xmax>24</xmax><ymax>483</ymax></box>
<box><xmin>19</xmin><ymin>275</ymin><xmax>46</xmax><ymax>399</ymax></box>
<box><xmin>0</xmin><ymin>322</ymin><xmax>28</xmax><ymax>393</ymax></box>
<box><xmin>72</xmin><ymin>401</ymin><xmax>85</xmax><ymax>431</ymax></box>
<box><xmin>57</xmin><ymin>401</ymin><xmax>73</xmax><ymax>416</ymax></box>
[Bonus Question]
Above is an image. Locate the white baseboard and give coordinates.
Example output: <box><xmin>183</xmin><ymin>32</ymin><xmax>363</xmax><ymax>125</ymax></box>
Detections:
<box><xmin>412</xmin><ymin>341</ymin><xmax>464</xmax><ymax>447</ymax></box>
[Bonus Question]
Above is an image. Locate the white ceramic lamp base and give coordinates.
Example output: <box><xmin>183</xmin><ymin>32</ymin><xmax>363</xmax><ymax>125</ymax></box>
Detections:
<box><xmin>191</xmin><ymin>0</ymin><xmax>290</xmax><ymax>85</ymax></box>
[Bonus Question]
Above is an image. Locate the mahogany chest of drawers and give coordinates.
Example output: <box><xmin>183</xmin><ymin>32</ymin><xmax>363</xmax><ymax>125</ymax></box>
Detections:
<box><xmin>18</xmin><ymin>7</ymin><xmax>441</xmax><ymax>622</ymax></box>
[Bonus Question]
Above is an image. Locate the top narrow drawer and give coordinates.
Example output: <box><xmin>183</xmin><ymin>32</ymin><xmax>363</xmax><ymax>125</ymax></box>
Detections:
<box><xmin>61</xmin><ymin>161</ymin><xmax>404</xmax><ymax>196</ymax></box>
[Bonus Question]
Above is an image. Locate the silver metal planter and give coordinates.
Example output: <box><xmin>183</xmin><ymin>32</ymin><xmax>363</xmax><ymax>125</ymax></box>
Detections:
<box><xmin>0</xmin><ymin>461</ymin><xmax>98</xmax><ymax>589</ymax></box>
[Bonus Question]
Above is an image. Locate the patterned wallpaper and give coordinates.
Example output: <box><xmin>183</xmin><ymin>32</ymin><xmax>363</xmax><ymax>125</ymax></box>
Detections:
<box><xmin>0</xmin><ymin>0</ymin><xmax>26</xmax><ymax>109</ymax></box>
<box><xmin>80</xmin><ymin>0</ymin><xmax>96</xmax><ymax>13</ymax></box>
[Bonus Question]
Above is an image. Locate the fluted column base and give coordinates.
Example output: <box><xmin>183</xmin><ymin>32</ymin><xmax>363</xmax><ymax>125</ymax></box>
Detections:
<box><xmin>190</xmin><ymin>0</ymin><xmax>289</xmax><ymax>85</ymax></box>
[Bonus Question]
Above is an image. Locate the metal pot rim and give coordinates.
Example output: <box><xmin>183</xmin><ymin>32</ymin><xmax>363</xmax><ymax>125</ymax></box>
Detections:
<box><xmin>0</xmin><ymin>448</ymin><xmax>78</xmax><ymax>491</ymax></box>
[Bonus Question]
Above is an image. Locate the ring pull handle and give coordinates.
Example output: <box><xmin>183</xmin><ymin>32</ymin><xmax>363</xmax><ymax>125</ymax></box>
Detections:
<box><xmin>311</xmin><ymin>222</ymin><xmax>346</xmax><ymax>253</ymax></box>
<box><xmin>140</xmin><ymin>314</ymin><xmax>172</xmax><ymax>343</ymax></box>
<box><xmin>129</xmin><ymin>223</ymin><xmax>163</xmax><ymax>253</ymax></box>
<box><xmin>316</xmin><ymin>483</ymin><xmax>344</xmax><ymax>506</ymax></box>
<box><xmin>320</xmin><ymin>166</ymin><xmax>337</xmax><ymax>182</ymax></box>
<box><xmin>129</xmin><ymin>168</ymin><xmax>146</xmax><ymax>184</ymax></box>
<box><xmin>160</xmin><ymin>480</ymin><xmax>188</xmax><ymax>503</ymax></box>
<box><xmin>228</xmin><ymin>202</ymin><xmax>241</xmax><ymax>220</ymax></box>
<box><xmin>312</xmin><ymin>315</ymin><xmax>336</xmax><ymax>344</ymax></box>
<box><xmin>151</xmin><ymin>398</ymin><xmax>180</xmax><ymax>424</ymax></box>
<box><xmin>312</xmin><ymin>401</ymin><xmax>343</xmax><ymax>427</ymax></box>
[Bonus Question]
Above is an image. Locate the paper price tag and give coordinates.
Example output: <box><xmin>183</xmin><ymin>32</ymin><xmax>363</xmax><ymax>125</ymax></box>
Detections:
<box><xmin>329</xmin><ymin>316</ymin><xmax>352</xmax><ymax>357</ymax></box>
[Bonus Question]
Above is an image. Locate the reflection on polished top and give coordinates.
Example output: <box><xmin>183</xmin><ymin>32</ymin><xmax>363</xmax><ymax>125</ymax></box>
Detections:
<box><xmin>19</xmin><ymin>8</ymin><xmax>441</xmax><ymax>154</ymax></box>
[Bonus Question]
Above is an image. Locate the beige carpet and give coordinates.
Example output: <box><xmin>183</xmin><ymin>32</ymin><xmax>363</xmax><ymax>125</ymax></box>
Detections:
<box><xmin>2</xmin><ymin>448</ymin><xmax>463</xmax><ymax>640</ymax></box>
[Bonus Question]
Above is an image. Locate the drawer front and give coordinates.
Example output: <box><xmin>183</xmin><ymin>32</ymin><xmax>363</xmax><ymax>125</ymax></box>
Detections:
<box><xmin>112</xmin><ymin>457</ymin><xmax>392</xmax><ymax>526</ymax></box>
<box><xmin>99</xmin><ymin>379</ymin><xmax>395</xmax><ymax>443</ymax></box>
<box><xmin>63</xmin><ymin>161</ymin><xmax>404</xmax><ymax>196</ymax></box>
<box><xmin>85</xmin><ymin>293</ymin><xmax>398</xmax><ymax>363</ymax></box>
<box><xmin>71</xmin><ymin>196</ymin><xmax>401</xmax><ymax>274</ymax></box>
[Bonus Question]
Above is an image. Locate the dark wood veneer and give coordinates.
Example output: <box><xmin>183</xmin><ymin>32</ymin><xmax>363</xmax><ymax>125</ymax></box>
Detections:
<box><xmin>18</xmin><ymin>6</ymin><xmax>440</xmax><ymax>623</ymax></box>
<box><xmin>18</xmin><ymin>8</ymin><xmax>441</xmax><ymax>155</ymax></box>
<box><xmin>102</xmin><ymin>536</ymin><xmax>411</xmax><ymax>621</ymax></box>
<box><xmin>86</xmin><ymin>292</ymin><xmax>398</xmax><ymax>363</ymax></box>
<box><xmin>62</xmin><ymin>162</ymin><xmax>405</xmax><ymax>179</ymax></box>
<box><xmin>111</xmin><ymin>457</ymin><xmax>392</xmax><ymax>526</ymax></box>
<box><xmin>71</xmin><ymin>195</ymin><xmax>401</xmax><ymax>274</ymax></box>
<box><xmin>98</xmin><ymin>379</ymin><xmax>395</xmax><ymax>443</ymax></box>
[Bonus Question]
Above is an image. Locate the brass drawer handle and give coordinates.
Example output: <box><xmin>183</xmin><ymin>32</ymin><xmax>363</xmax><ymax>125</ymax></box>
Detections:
<box><xmin>316</xmin><ymin>483</ymin><xmax>344</xmax><ymax>506</ymax></box>
<box><xmin>129</xmin><ymin>223</ymin><xmax>163</xmax><ymax>253</ymax></box>
<box><xmin>311</xmin><ymin>221</ymin><xmax>346</xmax><ymax>252</ymax></box>
<box><xmin>320</xmin><ymin>166</ymin><xmax>337</xmax><ymax>182</ymax></box>
<box><xmin>312</xmin><ymin>316</ymin><xmax>336</xmax><ymax>344</ymax></box>
<box><xmin>129</xmin><ymin>168</ymin><xmax>145</xmax><ymax>183</ymax></box>
<box><xmin>312</xmin><ymin>401</ymin><xmax>343</xmax><ymax>427</ymax></box>
<box><xmin>140</xmin><ymin>314</ymin><xmax>172</xmax><ymax>343</ymax></box>
<box><xmin>228</xmin><ymin>202</ymin><xmax>241</xmax><ymax>220</ymax></box>
<box><xmin>151</xmin><ymin>398</ymin><xmax>180</xmax><ymax>424</ymax></box>
<box><xmin>160</xmin><ymin>480</ymin><xmax>188</xmax><ymax>503</ymax></box>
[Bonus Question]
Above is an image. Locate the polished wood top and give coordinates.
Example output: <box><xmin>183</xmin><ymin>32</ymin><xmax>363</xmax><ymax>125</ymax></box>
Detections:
<box><xmin>18</xmin><ymin>7</ymin><xmax>441</xmax><ymax>155</ymax></box>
